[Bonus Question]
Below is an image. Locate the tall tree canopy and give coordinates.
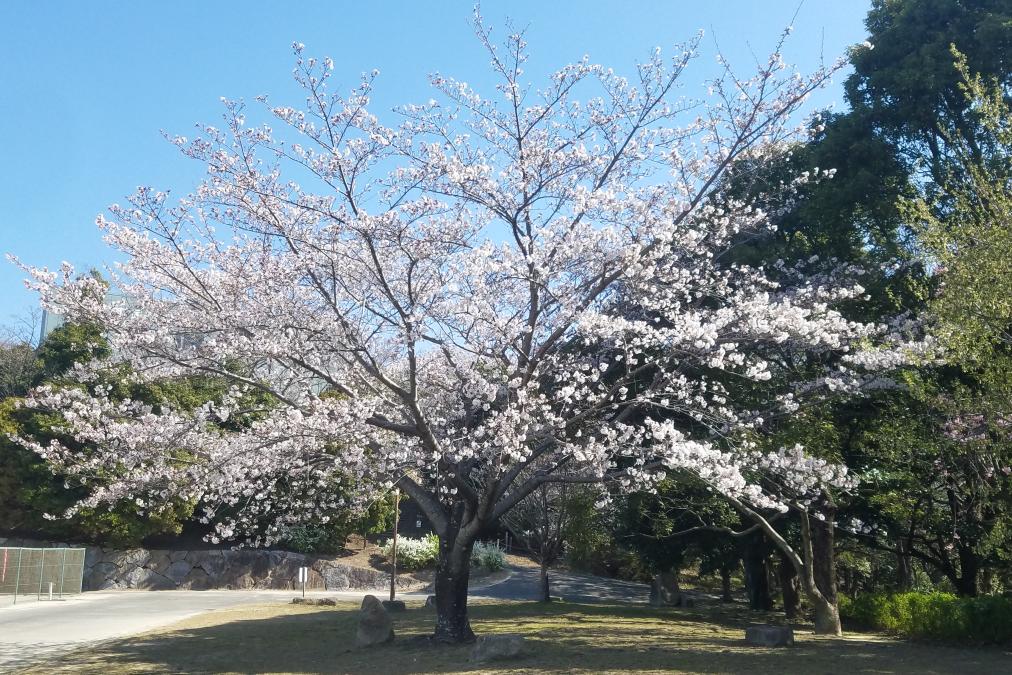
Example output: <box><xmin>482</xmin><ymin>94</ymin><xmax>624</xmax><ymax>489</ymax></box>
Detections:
<box><xmin>846</xmin><ymin>0</ymin><xmax>1012</xmax><ymax>185</ymax></box>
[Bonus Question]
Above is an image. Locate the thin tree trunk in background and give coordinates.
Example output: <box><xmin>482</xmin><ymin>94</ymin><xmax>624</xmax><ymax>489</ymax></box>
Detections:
<box><xmin>742</xmin><ymin>532</ymin><xmax>774</xmax><ymax>611</ymax></box>
<box><xmin>539</xmin><ymin>562</ymin><xmax>551</xmax><ymax>602</ymax></box>
<box><xmin>981</xmin><ymin>567</ymin><xmax>994</xmax><ymax>595</ymax></box>
<box><xmin>720</xmin><ymin>565</ymin><xmax>733</xmax><ymax>602</ymax></box>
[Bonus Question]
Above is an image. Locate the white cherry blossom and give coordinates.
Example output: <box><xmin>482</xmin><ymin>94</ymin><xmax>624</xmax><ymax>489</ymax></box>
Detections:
<box><xmin>10</xmin><ymin>22</ymin><xmax>912</xmax><ymax>641</ymax></box>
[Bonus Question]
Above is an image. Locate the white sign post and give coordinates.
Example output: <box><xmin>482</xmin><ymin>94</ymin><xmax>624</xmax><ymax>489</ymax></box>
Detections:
<box><xmin>298</xmin><ymin>566</ymin><xmax>308</xmax><ymax>598</ymax></box>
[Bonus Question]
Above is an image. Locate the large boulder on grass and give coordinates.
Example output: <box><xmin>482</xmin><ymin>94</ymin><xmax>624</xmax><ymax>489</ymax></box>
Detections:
<box><xmin>471</xmin><ymin>634</ymin><xmax>526</xmax><ymax>663</ymax></box>
<box><xmin>745</xmin><ymin>624</ymin><xmax>794</xmax><ymax>647</ymax></box>
<box><xmin>356</xmin><ymin>595</ymin><xmax>394</xmax><ymax>648</ymax></box>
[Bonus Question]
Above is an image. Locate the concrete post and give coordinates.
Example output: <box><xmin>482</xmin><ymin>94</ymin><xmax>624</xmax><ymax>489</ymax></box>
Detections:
<box><xmin>13</xmin><ymin>548</ymin><xmax>22</xmax><ymax>605</ymax></box>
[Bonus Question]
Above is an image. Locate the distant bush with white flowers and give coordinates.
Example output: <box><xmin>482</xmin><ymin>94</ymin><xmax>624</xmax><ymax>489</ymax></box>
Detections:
<box><xmin>471</xmin><ymin>541</ymin><xmax>506</xmax><ymax>572</ymax></box>
<box><xmin>381</xmin><ymin>535</ymin><xmax>505</xmax><ymax>572</ymax></box>
<box><xmin>381</xmin><ymin>533</ymin><xmax>439</xmax><ymax>570</ymax></box>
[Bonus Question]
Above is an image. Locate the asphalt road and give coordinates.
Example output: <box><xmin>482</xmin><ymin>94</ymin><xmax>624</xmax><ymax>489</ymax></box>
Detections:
<box><xmin>0</xmin><ymin>566</ymin><xmax>648</xmax><ymax>671</ymax></box>
<box><xmin>475</xmin><ymin>565</ymin><xmax>649</xmax><ymax>604</ymax></box>
<box><xmin>0</xmin><ymin>589</ymin><xmax>371</xmax><ymax>672</ymax></box>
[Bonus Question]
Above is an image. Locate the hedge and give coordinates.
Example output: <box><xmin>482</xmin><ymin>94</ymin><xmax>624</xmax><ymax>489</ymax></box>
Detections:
<box><xmin>840</xmin><ymin>592</ymin><xmax>1012</xmax><ymax>644</ymax></box>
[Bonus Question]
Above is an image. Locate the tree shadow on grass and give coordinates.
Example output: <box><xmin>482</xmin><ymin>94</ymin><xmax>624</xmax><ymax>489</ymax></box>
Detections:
<box><xmin>28</xmin><ymin>601</ymin><xmax>1012</xmax><ymax>674</ymax></box>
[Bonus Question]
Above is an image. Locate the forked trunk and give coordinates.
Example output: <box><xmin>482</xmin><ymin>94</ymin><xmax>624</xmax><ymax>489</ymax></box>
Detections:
<box><xmin>804</xmin><ymin>512</ymin><xmax>841</xmax><ymax>636</ymax></box>
<box><xmin>730</xmin><ymin>498</ymin><xmax>842</xmax><ymax>635</ymax></box>
<box><xmin>433</xmin><ymin>537</ymin><xmax>476</xmax><ymax>643</ymax></box>
<box><xmin>539</xmin><ymin>562</ymin><xmax>551</xmax><ymax>602</ymax></box>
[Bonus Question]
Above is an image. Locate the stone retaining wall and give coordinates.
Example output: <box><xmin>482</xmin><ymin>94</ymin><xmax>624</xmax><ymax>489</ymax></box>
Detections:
<box><xmin>0</xmin><ymin>538</ymin><xmax>417</xmax><ymax>592</ymax></box>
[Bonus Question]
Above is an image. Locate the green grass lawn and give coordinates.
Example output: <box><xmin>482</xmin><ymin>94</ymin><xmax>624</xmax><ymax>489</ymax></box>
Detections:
<box><xmin>22</xmin><ymin>599</ymin><xmax>1012</xmax><ymax>674</ymax></box>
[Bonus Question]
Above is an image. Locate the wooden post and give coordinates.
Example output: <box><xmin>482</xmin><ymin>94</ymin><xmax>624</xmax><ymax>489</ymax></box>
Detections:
<box><xmin>389</xmin><ymin>488</ymin><xmax>400</xmax><ymax>602</ymax></box>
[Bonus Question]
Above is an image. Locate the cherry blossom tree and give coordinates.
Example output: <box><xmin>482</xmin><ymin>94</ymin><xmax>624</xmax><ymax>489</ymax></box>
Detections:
<box><xmin>12</xmin><ymin>19</ymin><xmax>913</xmax><ymax>640</ymax></box>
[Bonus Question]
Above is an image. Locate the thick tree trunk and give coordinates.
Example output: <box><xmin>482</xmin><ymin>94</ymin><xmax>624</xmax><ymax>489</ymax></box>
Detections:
<box><xmin>811</xmin><ymin>513</ymin><xmax>838</xmax><ymax>607</ymax></box>
<box><xmin>433</xmin><ymin>535</ymin><xmax>476</xmax><ymax>643</ymax></box>
<box><xmin>813</xmin><ymin>596</ymin><xmax>841</xmax><ymax>635</ymax></box>
<box><xmin>954</xmin><ymin>547</ymin><xmax>979</xmax><ymax>597</ymax></box>
<box><xmin>742</xmin><ymin>533</ymin><xmax>774</xmax><ymax>611</ymax></box>
<box><xmin>720</xmin><ymin>565</ymin><xmax>733</xmax><ymax>603</ymax></box>
<box><xmin>953</xmin><ymin>575</ymin><xmax>978</xmax><ymax>597</ymax></box>
<box><xmin>778</xmin><ymin>551</ymin><xmax>801</xmax><ymax>620</ymax></box>
<box><xmin>539</xmin><ymin>562</ymin><xmax>551</xmax><ymax>602</ymax></box>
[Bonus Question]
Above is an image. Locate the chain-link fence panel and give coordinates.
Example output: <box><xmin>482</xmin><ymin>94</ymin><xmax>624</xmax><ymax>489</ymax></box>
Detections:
<box><xmin>0</xmin><ymin>547</ymin><xmax>86</xmax><ymax>605</ymax></box>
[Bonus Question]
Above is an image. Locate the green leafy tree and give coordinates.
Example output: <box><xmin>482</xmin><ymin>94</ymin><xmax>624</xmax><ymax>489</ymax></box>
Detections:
<box><xmin>843</xmin><ymin>369</ymin><xmax>1012</xmax><ymax>596</ymax></box>
<box><xmin>0</xmin><ymin>314</ymin><xmax>42</xmax><ymax>398</ymax></box>
<box><xmin>1</xmin><ymin>323</ymin><xmax>193</xmax><ymax>546</ymax></box>
<box><xmin>846</xmin><ymin>0</ymin><xmax>1012</xmax><ymax>186</ymax></box>
<box><xmin>910</xmin><ymin>50</ymin><xmax>1012</xmax><ymax>361</ymax></box>
<box><xmin>33</xmin><ymin>321</ymin><xmax>110</xmax><ymax>384</ymax></box>
<box><xmin>617</xmin><ymin>477</ymin><xmax>743</xmax><ymax>594</ymax></box>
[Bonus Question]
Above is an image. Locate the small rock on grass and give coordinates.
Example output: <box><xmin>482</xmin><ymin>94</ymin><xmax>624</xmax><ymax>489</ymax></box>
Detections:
<box><xmin>382</xmin><ymin>599</ymin><xmax>407</xmax><ymax>612</ymax></box>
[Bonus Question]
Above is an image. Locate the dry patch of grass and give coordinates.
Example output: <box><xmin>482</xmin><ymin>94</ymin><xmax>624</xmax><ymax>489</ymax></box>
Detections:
<box><xmin>21</xmin><ymin>599</ymin><xmax>1012</xmax><ymax>674</ymax></box>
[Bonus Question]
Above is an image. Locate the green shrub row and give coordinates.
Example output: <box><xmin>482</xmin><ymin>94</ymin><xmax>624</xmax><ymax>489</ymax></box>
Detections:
<box><xmin>840</xmin><ymin>592</ymin><xmax>1012</xmax><ymax>644</ymax></box>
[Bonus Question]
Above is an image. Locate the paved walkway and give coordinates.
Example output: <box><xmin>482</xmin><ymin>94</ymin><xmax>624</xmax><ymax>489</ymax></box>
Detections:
<box><xmin>0</xmin><ymin>566</ymin><xmax>648</xmax><ymax>671</ymax></box>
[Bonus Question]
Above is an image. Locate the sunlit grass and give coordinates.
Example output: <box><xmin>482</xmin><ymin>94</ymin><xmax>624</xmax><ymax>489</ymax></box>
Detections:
<box><xmin>22</xmin><ymin>598</ymin><xmax>1012</xmax><ymax>674</ymax></box>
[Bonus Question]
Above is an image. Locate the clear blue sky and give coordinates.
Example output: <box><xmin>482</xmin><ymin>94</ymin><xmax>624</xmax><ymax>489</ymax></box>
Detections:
<box><xmin>0</xmin><ymin>0</ymin><xmax>871</xmax><ymax>326</ymax></box>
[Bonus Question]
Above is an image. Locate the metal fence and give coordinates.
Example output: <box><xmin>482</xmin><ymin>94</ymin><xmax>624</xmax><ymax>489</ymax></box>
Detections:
<box><xmin>0</xmin><ymin>547</ymin><xmax>86</xmax><ymax>604</ymax></box>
